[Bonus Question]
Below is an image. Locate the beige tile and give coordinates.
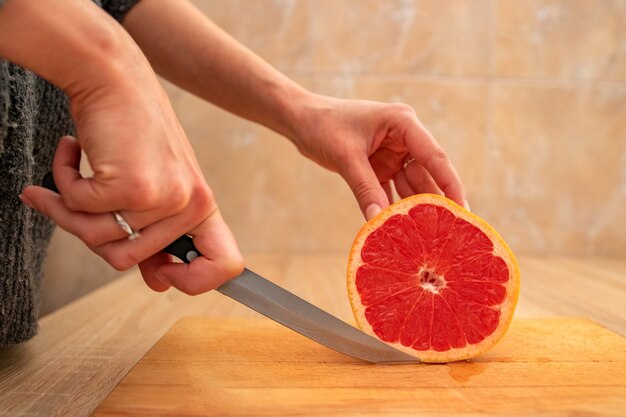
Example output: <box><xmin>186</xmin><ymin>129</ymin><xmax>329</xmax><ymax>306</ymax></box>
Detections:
<box><xmin>191</xmin><ymin>0</ymin><xmax>313</xmax><ymax>72</ymax></box>
<box><xmin>489</xmin><ymin>83</ymin><xmax>626</xmax><ymax>255</ymax></box>
<box><xmin>305</xmin><ymin>162</ymin><xmax>366</xmax><ymax>252</ymax></box>
<box><xmin>495</xmin><ymin>0</ymin><xmax>626</xmax><ymax>80</ymax></box>
<box><xmin>312</xmin><ymin>0</ymin><xmax>492</xmax><ymax>76</ymax></box>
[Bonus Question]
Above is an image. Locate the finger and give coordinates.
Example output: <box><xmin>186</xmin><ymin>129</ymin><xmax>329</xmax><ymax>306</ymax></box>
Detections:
<box><xmin>19</xmin><ymin>185</ymin><xmax>134</xmax><ymax>246</ymax></box>
<box><xmin>404</xmin><ymin>122</ymin><xmax>465</xmax><ymax>206</ymax></box>
<box><xmin>21</xmin><ymin>183</ymin><xmax>233</xmax><ymax>280</ymax></box>
<box><xmin>43</xmin><ymin>140</ymin><xmax>180</xmax><ymax>244</ymax></box>
<box><xmin>368</xmin><ymin>147</ymin><xmax>405</xmax><ymax>184</ymax></box>
<box><xmin>138</xmin><ymin>252</ymin><xmax>172</xmax><ymax>292</ymax></box>
<box><xmin>21</xmin><ymin>184</ymin><xmax>167</xmax><ymax>246</ymax></box>
<box><xmin>154</xmin><ymin>210</ymin><xmax>244</xmax><ymax>295</ymax></box>
<box><xmin>338</xmin><ymin>155</ymin><xmax>390</xmax><ymax>221</ymax></box>
<box><xmin>404</xmin><ymin>162</ymin><xmax>443</xmax><ymax>195</ymax></box>
<box><xmin>55</xmin><ymin>160</ymin><xmax>192</xmax><ymax>219</ymax></box>
<box><xmin>52</xmin><ymin>137</ymin><xmax>138</xmax><ymax>214</ymax></box>
<box><xmin>95</xmin><ymin>193</ymin><xmax>230</xmax><ymax>272</ymax></box>
<box><xmin>381</xmin><ymin>180</ymin><xmax>394</xmax><ymax>204</ymax></box>
<box><xmin>393</xmin><ymin>170</ymin><xmax>415</xmax><ymax>199</ymax></box>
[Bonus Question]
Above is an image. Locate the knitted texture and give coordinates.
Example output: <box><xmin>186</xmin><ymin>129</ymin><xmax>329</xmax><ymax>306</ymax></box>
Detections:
<box><xmin>0</xmin><ymin>0</ymin><xmax>140</xmax><ymax>345</ymax></box>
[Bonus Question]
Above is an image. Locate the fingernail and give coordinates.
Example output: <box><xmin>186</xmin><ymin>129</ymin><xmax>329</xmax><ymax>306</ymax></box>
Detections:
<box><xmin>464</xmin><ymin>200</ymin><xmax>471</xmax><ymax>211</ymax></box>
<box><xmin>19</xmin><ymin>194</ymin><xmax>34</xmax><ymax>209</ymax></box>
<box><xmin>365</xmin><ymin>203</ymin><xmax>382</xmax><ymax>220</ymax></box>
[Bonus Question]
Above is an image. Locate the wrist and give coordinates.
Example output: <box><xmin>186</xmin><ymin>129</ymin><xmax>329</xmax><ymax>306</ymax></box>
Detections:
<box><xmin>280</xmin><ymin>91</ymin><xmax>338</xmax><ymax>148</ymax></box>
<box><xmin>0</xmin><ymin>0</ymin><xmax>151</xmax><ymax>104</ymax></box>
<box><xmin>274</xmin><ymin>87</ymin><xmax>335</xmax><ymax>146</ymax></box>
<box><xmin>267</xmin><ymin>82</ymin><xmax>312</xmax><ymax>141</ymax></box>
<box><xmin>68</xmin><ymin>40</ymin><xmax>159</xmax><ymax>112</ymax></box>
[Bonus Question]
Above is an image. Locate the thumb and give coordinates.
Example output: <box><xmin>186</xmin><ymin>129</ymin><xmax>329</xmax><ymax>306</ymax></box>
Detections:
<box><xmin>339</xmin><ymin>156</ymin><xmax>389</xmax><ymax>221</ymax></box>
<box><xmin>153</xmin><ymin>209</ymin><xmax>245</xmax><ymax>296</ymax></box>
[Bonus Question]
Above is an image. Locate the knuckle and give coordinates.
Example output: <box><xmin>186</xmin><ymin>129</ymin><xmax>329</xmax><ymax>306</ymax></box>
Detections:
<box><xmin>392</xmin><ymin>102</ymin><xmax>417</xmax><ymax>116</ymax></box>
<box><xmin>334</xmin><ymin>146</ymin><xmax>354</xmax><ymax>163</ymax></box>
<box><xmin>165</xmin><ymin>181</ymin><xmax>192</xmax><ymax>213</ymax></box>
<box><xmin>388</xmin><ymin>103</ymin><xmax>423</xmax><ymax>129</ymax></box>
<box><xmin>221</xmin><ymin>256</ymin><xmax>245</xmax><ymax>279</ymax></box>
<box><xmin>388</xmin><ymin>103</ymin><xmax>418</xmax><ymax>124</ymax></box>
<box><xmin>190</xmin><ymin>183</ymin><xmax>217</xmax><ymax>219</ymax></box>
<box><xmin>424</xmin><ymin>148</ymin><xmax>449</xmax><ymax>169</ymax></box>
<box><xmin>125</xmin><ymin>177</ymin><xmax>160</xmax><ymax>209</ymax></box>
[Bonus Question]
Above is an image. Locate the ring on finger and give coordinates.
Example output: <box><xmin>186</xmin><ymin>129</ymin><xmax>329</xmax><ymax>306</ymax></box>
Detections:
<box><xmin>113</xmin><ymin>211</ymin><xmax>141</xmax><ymax>240</ymax></box>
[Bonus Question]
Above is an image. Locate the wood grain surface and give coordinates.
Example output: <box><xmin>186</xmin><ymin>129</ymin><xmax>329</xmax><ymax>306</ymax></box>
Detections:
<box><xmin>0</xmin><ymin>255</ymin><xmax>625</xmax><ymax>417</ymax></box>
<box><xmin>91</xmin><ymin>317</ymin><xmax>626</xmax><ymax>417</ymax></box>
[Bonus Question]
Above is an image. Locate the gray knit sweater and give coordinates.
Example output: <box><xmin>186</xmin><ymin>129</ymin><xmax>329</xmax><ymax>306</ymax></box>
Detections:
<box><xmin>0</xmin><ymin>0</ymin><xmax>140</xmax><ymax>345</ymax></box>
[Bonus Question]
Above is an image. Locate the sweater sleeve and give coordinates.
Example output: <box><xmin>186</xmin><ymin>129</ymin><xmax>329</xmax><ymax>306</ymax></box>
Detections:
<box><xmin>101</xmin><ymin>0</ymin><xmax>141</xmax><ymax>22</ymax></box>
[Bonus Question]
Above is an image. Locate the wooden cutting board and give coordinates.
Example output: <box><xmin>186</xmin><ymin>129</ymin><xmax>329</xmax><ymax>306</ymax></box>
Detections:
<box><xmin>92</xmin><ymin>317</ymin><xmax>626</xmax><ymax>417</ymax></box>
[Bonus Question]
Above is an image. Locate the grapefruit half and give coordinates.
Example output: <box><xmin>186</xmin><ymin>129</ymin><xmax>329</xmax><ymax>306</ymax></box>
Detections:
<box><xmin>347</xmin><ymin>194</ymin><xmax>520</xmax><ymax>363</ymax></box>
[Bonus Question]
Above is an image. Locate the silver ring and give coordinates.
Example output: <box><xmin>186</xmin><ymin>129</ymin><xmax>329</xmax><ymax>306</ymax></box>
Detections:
<box><xmin>113</xmin><ymin>211</ymin><xmax>141</xmax><ymax>240</ymax></box>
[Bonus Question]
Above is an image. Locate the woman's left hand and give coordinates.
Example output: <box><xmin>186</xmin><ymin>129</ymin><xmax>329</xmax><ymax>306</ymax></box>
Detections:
<box><xmin>289</xmin><ymin>94</ymin><xmax>467</xmax><ymax>220</ymax></box>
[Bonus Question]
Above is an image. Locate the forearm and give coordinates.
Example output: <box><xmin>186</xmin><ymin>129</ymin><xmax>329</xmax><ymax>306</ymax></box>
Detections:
<box><xmin>0</xmin><ymin>0</ymin><xmax>149</xmax><ymax>106</ymax></box>
<box><xmin>122</xmin><ymin>0</ymin><xmax>311</xmax><ymax>141</ymax></box>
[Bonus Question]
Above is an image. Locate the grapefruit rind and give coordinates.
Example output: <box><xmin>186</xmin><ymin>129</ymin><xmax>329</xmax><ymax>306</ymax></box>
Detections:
<box><xmin>347</xmin><ymin>194</ymin><xmax>520</xmax><ymax>363</ymax></box>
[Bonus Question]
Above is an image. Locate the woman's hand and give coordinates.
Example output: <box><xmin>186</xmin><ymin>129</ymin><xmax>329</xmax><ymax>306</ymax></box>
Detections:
<box><xmin>22</xmin><ymin>84</ymin><xmax>244</xmax><ymax>294</ymax></box>
<box><xmin>3</xmin><ymin>0</ymin><xmax>244</xmax><ymax>294</ymax></box>
<box><xmin>289</xmin><ymin>94</ymin><xmax>467</xmax><ymax>220</ymax></box>
<box><xmin>23</xmin><ymin>78</ymin><xmax>244</xmax><ymax>295</ymax></box>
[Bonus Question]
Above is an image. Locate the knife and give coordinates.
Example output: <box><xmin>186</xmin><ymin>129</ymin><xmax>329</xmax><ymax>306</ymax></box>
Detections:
<box><xmin>41</xmin><ymin>172</ymin><xmax>419</xmax><ymax>364</ymax></box>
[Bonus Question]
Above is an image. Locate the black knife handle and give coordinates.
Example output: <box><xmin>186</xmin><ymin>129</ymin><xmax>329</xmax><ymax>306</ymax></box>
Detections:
<box><xmin>42</xmin><ymin>172</ymin><xmax>59</xmax><ymax>193</ymax></box>
<box><xmin>163</xmin><ymin>235</ymin><xmax>200</xmax><ymax>264</ymax></box>
<box><xmin>41</xmin><ymin>172</ymin><xmax>201</xmax><ymax>264</ymax></box>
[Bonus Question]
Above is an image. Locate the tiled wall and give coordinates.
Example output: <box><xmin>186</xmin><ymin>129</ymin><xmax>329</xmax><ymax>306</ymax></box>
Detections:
<box><xmin>179</xmin><ymin>0</ymin><xmax>626</xmax><ymax>256</ymax></box>
<box><xmin>42</xmin><ymin>0</ymin><xmax>626</xmax><ymax>313</ymax></box>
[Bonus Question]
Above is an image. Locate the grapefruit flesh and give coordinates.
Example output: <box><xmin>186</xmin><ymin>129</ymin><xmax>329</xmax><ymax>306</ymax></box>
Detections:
<box><xmin>347</xmin><ymin>194</ymin><xmax>520</xmax><ymax>363</ymax></box>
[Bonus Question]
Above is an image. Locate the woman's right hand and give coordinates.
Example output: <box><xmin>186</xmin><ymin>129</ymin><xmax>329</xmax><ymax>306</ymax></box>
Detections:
<box><xmin>3</xmin><ymin>0</ymin><xmax>244</xmax><ymax>294</ymax></box>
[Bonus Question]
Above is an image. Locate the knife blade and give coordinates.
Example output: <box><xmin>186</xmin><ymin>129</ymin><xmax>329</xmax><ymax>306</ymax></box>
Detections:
<box><xmin>41</xmin><ymin>172</ymin><xmax>419</xmax><ymax>364</ymax></box>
